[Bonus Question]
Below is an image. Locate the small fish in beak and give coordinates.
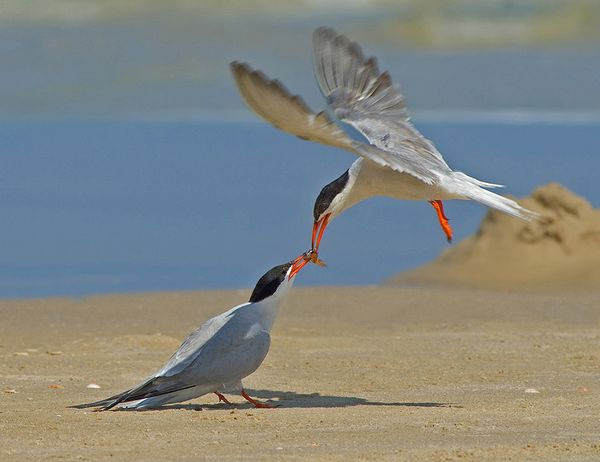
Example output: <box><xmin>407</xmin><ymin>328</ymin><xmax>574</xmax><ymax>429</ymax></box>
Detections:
<box><xmin>288</xmin><ymin>250</ymin><xmax>326</xmax><ymax>280</ymax></box>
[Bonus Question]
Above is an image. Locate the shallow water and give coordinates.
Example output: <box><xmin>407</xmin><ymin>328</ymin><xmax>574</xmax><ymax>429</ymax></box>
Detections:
<box><xmin>1</xmin><ymin>117</ymin><xmax>597</xmax><ymax>298</ymax></box>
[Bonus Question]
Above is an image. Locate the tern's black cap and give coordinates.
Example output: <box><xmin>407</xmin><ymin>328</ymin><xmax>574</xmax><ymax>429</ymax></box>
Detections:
<box><xmin>249</xmin><ymin>262</ymin><xmax>292</xmax><ymax>303</ymax></box>
<box><xmin>313</xmin><ymin>169</ymin><xmax>349</xmax><ymax>221</ymax></box>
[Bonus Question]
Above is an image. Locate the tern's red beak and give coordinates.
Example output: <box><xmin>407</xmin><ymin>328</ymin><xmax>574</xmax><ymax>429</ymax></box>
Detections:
<box><xmin>311</xmin><ymin>213</ymin><xmax>331</xmax><ymax>252</ymax></box>
<box><xmin>288</xmin><ymin>253</ymin><xmax>310</xmax><ymax>280</ymax></box>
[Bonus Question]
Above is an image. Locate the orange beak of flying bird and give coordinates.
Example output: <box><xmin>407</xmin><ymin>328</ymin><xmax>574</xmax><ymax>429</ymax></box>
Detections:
<box><xmin>311</xmin><ymin>213</ymin><xmax>331</xmax><ymax>253</ymax></box>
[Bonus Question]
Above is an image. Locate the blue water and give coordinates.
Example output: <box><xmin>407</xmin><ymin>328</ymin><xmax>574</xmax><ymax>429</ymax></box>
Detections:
<box><xmin>1</xmin><ymin>117</ymin><xmax>598</xmax><ymax>298</ymax></box>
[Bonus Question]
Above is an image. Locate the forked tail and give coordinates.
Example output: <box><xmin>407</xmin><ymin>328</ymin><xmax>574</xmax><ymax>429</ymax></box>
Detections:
<box><xmin>447</xmin><ymin>172</ymin><xmax>539</xmax><ymax>221</ymax></box>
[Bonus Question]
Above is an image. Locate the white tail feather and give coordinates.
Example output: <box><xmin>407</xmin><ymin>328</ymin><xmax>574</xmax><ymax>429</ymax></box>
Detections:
<box><xmin>451</xmin><ymin>171</ymin><xmax>504</xmax><ymax>189</ymax></box>
<box><xmin>446</xmin><ymin>172</ymin><xmax>538</xmax><ymax>222</ymax></box>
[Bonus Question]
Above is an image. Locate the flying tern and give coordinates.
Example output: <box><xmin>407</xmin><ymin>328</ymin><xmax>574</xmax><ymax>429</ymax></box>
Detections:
<box><xmin>72</xmin><ymin>252</ymin><xmax>313</xmax><ymax>411</ymax></box>
<box><xmin>231</xmin><ymin>27</ymin><xmax>537</xmax><ymax>252</ymax></box>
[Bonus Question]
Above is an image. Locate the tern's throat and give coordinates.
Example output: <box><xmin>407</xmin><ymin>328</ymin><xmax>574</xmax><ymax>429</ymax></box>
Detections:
<box><xmin>314</xmin><ymin>159</ymin><xmax>364</xmax><ymax>220</ymax></box>
<box><xmin>255</xmin><ymin>279</ymin><xmax>293</xmax><ymax>332</ymax></box>
<box><xmin>324</xmin><ymin>159</ymin><xmax>370</xmax><ymax>218</ymax></box>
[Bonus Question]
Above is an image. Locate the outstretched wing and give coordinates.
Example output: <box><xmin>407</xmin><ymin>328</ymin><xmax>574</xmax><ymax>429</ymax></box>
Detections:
<box><xmin>230</xmin><ymin>61</ymin><xmax>440</xmax><ymax>185</ymax></box>
<box><xmin>230</xmin><ymin>62</ymin><xmax>354</xmax><ymax>152</ymax></box>
<box><xmin>312</xmin><ymin>27</ymin><xmax>450</xmax><ymax>171</ymax></box>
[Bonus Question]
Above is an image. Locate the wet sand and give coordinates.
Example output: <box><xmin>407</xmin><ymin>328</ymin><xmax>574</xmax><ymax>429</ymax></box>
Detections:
<box><xmin>1</xmin><ymin>287</ymin><xmax>599</xmax><ymax>460</ymax></box>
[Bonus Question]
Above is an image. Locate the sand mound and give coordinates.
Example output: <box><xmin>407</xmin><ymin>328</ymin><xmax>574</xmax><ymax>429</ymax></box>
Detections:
<box><xmin>388</xmin><ymin>183</ymin><xmax>600</xmax><ymax>290</ymax></box>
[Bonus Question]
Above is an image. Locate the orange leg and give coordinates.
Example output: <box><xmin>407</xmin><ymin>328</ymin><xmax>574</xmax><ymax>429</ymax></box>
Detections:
<box><xmin>214</xmin><ymin>392</ymin><xmax>233</xmax><ymax>405</ymax></box>
<box><xmin>429</xmin><ymin>200</ymin><xmax>453</xmax><ymax>243</ymax></box>
<box><xmin>241</xmin><ymin>390</ymin><xmax>275</xmax><ymax>409</ymax></box>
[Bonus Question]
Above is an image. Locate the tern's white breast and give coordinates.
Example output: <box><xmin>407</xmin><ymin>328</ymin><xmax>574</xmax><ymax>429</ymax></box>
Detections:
<box><xmin>346</xmin><ymin>158</ymin><xmax>460</xmax><ymax>206</ymax></box>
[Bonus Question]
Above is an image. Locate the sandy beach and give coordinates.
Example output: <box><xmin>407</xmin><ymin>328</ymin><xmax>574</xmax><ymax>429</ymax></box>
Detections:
<box><xmin>3</xmin><ymin>1</ymin><xmax>600</xmax><ymax>460</ymax></box>
<box><xmin>1</xmin><ymin>286</ymin><xmax>599</xmax><ymax>460</ymax></box>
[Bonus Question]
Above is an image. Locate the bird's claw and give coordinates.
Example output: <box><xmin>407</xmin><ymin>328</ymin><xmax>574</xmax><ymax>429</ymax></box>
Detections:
<box><xmin>252</xmin><ymin>401</ymin><xmax>278</xmax><ymax>409</ymax></box>
<box><xmin>214</xmin><ymin>392</ymin><xmax>233</xmax><ymax>405</ymax></box>
<box><xmin>241</xmin><ymin>390</ymin><xmax>278</xmax><ymax>409</ymax></box>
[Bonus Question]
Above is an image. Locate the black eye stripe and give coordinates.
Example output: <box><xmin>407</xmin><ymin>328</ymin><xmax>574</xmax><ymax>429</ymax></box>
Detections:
<box><xmin>313</xmin><ymin>169</ymin><xmax>350</xmax><ymax>220</ymax></box>
<box><xmin>248</xmin><ymin>262</ymin><xmax>292</xmax><ymax>303</ymax></box>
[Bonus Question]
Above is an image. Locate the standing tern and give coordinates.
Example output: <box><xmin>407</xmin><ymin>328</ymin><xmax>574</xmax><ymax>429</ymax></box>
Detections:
<box><xmin>71</xmin><ymin>252</ymin><xmax>313</xmax><ymax>411</ymax></box>
<box><xmin>231</xmin><ymin>27</ymin><xmax>537</xmax><ymax>252</ymax></box>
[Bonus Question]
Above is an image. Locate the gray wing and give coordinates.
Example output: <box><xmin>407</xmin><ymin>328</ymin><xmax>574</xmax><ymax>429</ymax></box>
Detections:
<box><xmin>183</xmin><ymin>319</ymin><xmax>271</xmax><ymax>386</ymax></box>
<box><xmin>94</xmin><ymin>306</ymin><xmax>271</xmax><ymax>410</ymax></box>
<box><xmin>312</xmin><ymin>27</ymin><xmax>451</xmax><ymax>173</ymax></box>
<box><xmin>157</xmin><ymin>303</ymin><xmax>248</xmax><ymax>377</ymax></box>
<box><xmin>159</xmin><ymin>303</ymin><xmax>271</xmax><ymax>383</ymax></box>
<box><xmin>230</xmin><ymin>62</ymin><xmax>354</xmax><ymax>152</ymax></box>
<box><xmin>70</xmin><ymin>308</ymin><xmax>242</xmax><ymax>410</ymax></box>
<box><xmin>230</xmin><ymin>61</ymin><xmax>440</xmax><ymax>185</ymax></box>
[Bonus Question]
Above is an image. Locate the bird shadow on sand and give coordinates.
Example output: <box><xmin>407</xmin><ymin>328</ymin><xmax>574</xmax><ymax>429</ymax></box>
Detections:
<box><xmin>117</xmin><ymin>389</ymin><xmax>455</xmax><ymax>411</ymax></box>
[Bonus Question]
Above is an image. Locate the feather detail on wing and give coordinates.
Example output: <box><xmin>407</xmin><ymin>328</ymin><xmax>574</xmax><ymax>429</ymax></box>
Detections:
<box><xmin>230</xmin><ymin>61</ymin><xmax>443</xmax><ymax>185</ymax></box>
<box><xmin>312</xmin><ymin>27</ymin><xmax>408</xmax><ymax>119</ymax></box>
<box><xmin>230</xmin><ymin>62</ymin><xmax>354</xmax><ymax>152</ymax></box>
<box><xmin>71</xmin><ymin>374</ymin><xmax>197</xmax><ymax>411</ymax></box>
<box><xmin>156</xmin><ymin>302</ymin><xmax>247</xmax><ymax>377</ymax></box>
<box><xmin>71</xmin><ymin>303</ymin><xmax>273</xmax><ymax>411</ymax></box>
<box><xmin>99</xmin><ymin>376</ymin><xmax>196</xmax><ymax>411</ymax></box>
<box><xmin>351</xmin><ymin>141</ymin><xmax>439</xmax><ymax>185</ymax></box>
<box><xmin>69</xmin><ymin>389</ymin><xmax>133</xmax><ymax>409</ymax></box>
<box><xmin>312</xmin><ymin>27</ymin><xmax>450</xmax><ymax>169</ymax></box>
<box><xmin>231</xmin><ymin>33</ymin><xmax>538</xmax><ymax>221</ymax></box>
